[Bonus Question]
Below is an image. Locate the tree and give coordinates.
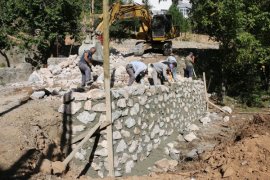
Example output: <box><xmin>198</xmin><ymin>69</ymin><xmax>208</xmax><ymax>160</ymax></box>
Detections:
<box><xmin>168</xmin><ymin>4</ymin><xmax>191</xmax><ymax>33</ymax></box>
<box><xmin>190</xmin><ymin>0</ymin><xmax>270</xmax><ymax>105</ymax></box>
<box><xmin>0</xmin><ymin>0</ymin><xmax>82</xmax><ymax>66</ymax></box>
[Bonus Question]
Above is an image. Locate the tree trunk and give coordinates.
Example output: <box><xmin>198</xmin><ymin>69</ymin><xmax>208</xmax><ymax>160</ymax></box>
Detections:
<box><xmin>0</xmin><ymin>49</ymin><xmax>10</xmax><ymax>67</ymax></box>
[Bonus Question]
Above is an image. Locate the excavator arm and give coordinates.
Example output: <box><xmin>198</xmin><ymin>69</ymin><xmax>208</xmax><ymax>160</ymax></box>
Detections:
<box><xmin>95</xmin><ymin>2</ymin><xmax>152</xmax><ymax>41</ymax></box>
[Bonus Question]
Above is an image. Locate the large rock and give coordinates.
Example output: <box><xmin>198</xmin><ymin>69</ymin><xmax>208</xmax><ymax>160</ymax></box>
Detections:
<box><xmin>48</xmin><ymin>65</ymin><xmax>62</xmax><ymax>75</ymax></box>
<box><xmin>95</xmin><ymin>148</ymin><xmax>108</xmax><ymax>157</ymax></box>
<box><xmin>117</xmin><ymin>98</ymin><xmax>126</xmax><ymax>108</ymax></box>
<box><xmin>92</xmin><ymin>103</ymin><xmax>106</xmax><ymax>112</ymax></box>
<box><xmin>28</xmin><ymin>71</ymin><xmax>44</xmax><ymax>84</ymax></box>
<box><xmin>71</xmin><ymin>92</ymin><xmax>88</xmax><ymax>101</ymax></box>
<box><xmin>77</xmin><ymin>111</ymin><xmax>96</xmax><ymax>124</ymax></box>
<box><xmin>116</xmin><ymin>139</ymin><xmax>127</xmax><ymax>153</ymax></box>
<box><xmin>113</xmin><ymin>131</ymin><xmax>122</xmax><ymax>140</ymax></box>
<box><xmin>30</xmin><ymin>91</ymin><xmax>45</xmax><ymax>100</ymax></box>
<box><xmin>222</xmin><ymin>106</ymin><xmax>233</xmax><ymax>114</ymax></box>
<box><xmin>130</xmin><ymin>103</ymin><xmax>139</xmax><ymax>115</ymax></box>
<box><xmin>184</xmin><ymin>132</ymin><xmax>197</xmax><ymax>142</ymax></box>
<box><xmin>154</xmin><ymin>158</ymin><xmax>178</xmax><ymax>172</ymax></box>
<box><xmin>187</xmin><ymin>124</ymin><xmax>200</xmax><ymax>131</ymax></box>
<box><xmin>84</xmin><ymin>100</ymin><xmax>92</xmax><ymax>111</ymax></box>
<box><xmin>87</xmin><ymin>89</ymin><xmax>105</xmax><ymax>100</ymax></box>
<box><xmin>125</xmin><ymin>160</ymin><xmax>134</xmax><ymax>173</ymax></box>
<box><xmin>129</xmin><ymin>140</ymin><xmax>138</xmax><ymax>153</ymax></box>
<box><xmin>125</xmin><ymin>117</ymin><xmax>136</xmax><ymax>128</ymax></box>
<box><xmin>200</xmin><ymin>116</ymin><xmax>211</xmax><ymax>125</ymax></box>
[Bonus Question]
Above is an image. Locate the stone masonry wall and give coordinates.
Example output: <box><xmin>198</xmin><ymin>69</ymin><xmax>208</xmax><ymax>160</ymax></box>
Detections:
<box><xmin>58</xmin><ymin>79</ymin><xmax>206</xmax><ymax>177</ymax></box>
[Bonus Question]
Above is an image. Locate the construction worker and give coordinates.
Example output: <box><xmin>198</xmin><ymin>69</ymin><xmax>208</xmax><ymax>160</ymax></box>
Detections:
<box><xmin>161</xmin><ymin>55</ymin><xmax>178</xmax><ymax>81</ymax></box>
<box><xmin>184</xmin><ymin>52</ymin><xmax>195</xmax><ymax>78</ymax></box>
<box><xmin>78</xmin><ymin>47</ymin><xmax>96</xmax><ymax>87</ymax></box>
<box><xmin>148</xmin><ymin>62</ymin><xmax>172</xmax><ymax>85</ymax></box>
<box><xmin>126</xmin><ymin>61</ymin><xmax>147</xmax><ymax>86</ymax></box>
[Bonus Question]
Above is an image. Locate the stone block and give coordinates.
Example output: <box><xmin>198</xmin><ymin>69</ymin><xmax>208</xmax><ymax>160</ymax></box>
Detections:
<box><xmin>78</xmin><ymin>111</ymin><xmax>96</xmax><ymax>124</ymax></box>
<box><xmin>92</xmin><ymin>103</ymin><xmax>106</xmax><ymax>112</ymax></box>
<box><xmin>125</xmin><ymin>117</ymin><xmax>136</xmax><ymax>128</ymax></box>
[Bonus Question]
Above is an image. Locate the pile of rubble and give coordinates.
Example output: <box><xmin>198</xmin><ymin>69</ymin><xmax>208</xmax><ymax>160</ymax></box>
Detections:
<box><xmin>27</xmin><ymin>54</ymin><xmax>130</xmax><ymax>92</ymax></box>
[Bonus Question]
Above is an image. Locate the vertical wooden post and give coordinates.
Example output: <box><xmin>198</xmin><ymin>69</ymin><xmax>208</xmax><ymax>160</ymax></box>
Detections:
<box><xmin>203</xmin><ymin>72</ymin><xmax>208</xmax><ymax>111</ymax></box>
<box><xmin>92</xmin><ymin>0</ymin><xmax>95</xmax><ymax>27</ymax></box>
<box><xmin>103</xmin><ymin>0</ymin><xmax>114</xmax><ymax>177</ymax></box>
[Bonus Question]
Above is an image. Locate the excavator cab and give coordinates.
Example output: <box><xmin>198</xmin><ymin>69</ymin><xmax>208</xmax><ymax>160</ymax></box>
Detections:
<box><xmin>151</xmin><ymin>14</ymin><xmax>172</xmax><ymax>41</ymax></box>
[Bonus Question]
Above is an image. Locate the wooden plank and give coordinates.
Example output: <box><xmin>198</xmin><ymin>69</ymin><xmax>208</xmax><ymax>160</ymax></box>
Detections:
<box><xmin>72</xmin><ymin>121</ymin><xmax>112</xmax><ymax>144</ymax></box>
<box><xmin>63</xmin><ymin>122</ymin><xmax>101</xmax><ymax>166</ymax></box>
<box><xmin>203</xmin><ymin>72</ymin><xmax>208</xmax><ymax>111</ymax></box>
<box><xmin>207</xmin><ymin>100</ymin><xmax>229</xmax><ymax>114</ymax></box>
<box><xmin>103</xmin><ymin>0</ymin><xmax>114</xmax><ymax>177</ymax></box>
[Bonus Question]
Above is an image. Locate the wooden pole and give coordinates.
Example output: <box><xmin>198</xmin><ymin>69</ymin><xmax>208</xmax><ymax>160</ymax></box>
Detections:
<box><xmin>203</xmin><ymin>72</ymin><xmax>208</xmax><ymax>111</ymax></box>
<box><xmin>92</xmin><ymin>0</ymin><xmax>95</xmax><ymax>27</ymax></box>
<box><xmin>103</xmin><ymin>0</ymin><xmax>114</xmax><ymax>177</ymax></box>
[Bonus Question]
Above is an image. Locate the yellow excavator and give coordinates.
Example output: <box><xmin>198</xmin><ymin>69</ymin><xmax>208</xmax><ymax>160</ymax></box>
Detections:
<box><xmin>95</xmin><ymin>1</ymin><xmax>179</xmax><ymax>56</ymax></box>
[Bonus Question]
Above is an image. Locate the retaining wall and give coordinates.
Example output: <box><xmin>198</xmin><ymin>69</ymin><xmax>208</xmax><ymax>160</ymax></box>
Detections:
<box><xmin>59</xmin><ymin>79</ymin><xmax>207</xmax><ymax>177</ymax></box>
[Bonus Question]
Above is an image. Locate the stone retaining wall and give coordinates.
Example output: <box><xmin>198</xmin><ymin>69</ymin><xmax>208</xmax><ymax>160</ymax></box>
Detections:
<box><xmin>58</xmin><ymin>79</ymin><xmax>206</xmax><ymax>177</ymax></box>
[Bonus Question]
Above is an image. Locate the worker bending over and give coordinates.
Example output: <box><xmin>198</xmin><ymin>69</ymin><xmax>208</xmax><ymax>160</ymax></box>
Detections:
<box><xmin>78</xmin><ymin>47</ymin><xmax>96</xmax><ymax>87</ymax></box>
<box><xmin>126</xmin><ymin>61</ymin><xmax>147</xmax><ymax>86</ymax></box>
<box><xmin>161</xmin><ymin>55</ymin><xmax>178</xmax><ymax>81</ymax></box>
<box><xmin>148</xmin><ymin>62</ymin><xmax>173</xmax><ymax>85</ymax></box>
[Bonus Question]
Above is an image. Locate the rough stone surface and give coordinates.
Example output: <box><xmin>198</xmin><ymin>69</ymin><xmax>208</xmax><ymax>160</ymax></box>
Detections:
<box><xmin>154</xmin><ymin>158</ymin><xmax>178</xmax><ymax>172</ymax></box>
<box><xmin>71</xmin><ymin>92</ymin><xmax>88</xmax><ymax>101</ymax></box>
<box><xmin>88</xmin><ymin>89</ymin><xmax>105</xmax><ymax>100</ymax></box>
<box><xmin>187</xmin><ymin>124</ymin><xmax>200</xmax><ymax>131</ymax></box>
<box><xmin>222</xmin><ymin>106</ymin><xmax>233</xmax><ymax>114</ymax></box>
<box><xmin>117</xmin><ymin>98</ymin><xmax>126</xmax><ymax>108</ymax></box>
<box><xmin>77</xmin><ymin>111</ymin><xmax>96</xmax><ymax>124</ymax></box>
<box><xmin>113</xmin><ymin>131</ymin><xmax>122</xmax><ymax>140</ymax></box>
<box><xmin>200</xmin><ymin>116</ymin><xmax>211</xmax><ymax>125</ymax></box>
<box><xmin>116</xmin><ymin>139</ymin><xmax>127</xmax><ymax>153</ymax></box>
<box><xmin>128</xmin><ymin>140</ymin><xmax>138</xmax><ymax>153</ymax></box>
<box><xmin>184</xmin><ymin>132</ymin><xmax>197</xmax><ymax>142</ymax></box>
<box><xmin>30</xmin><ymin>91</ymin><xmax>45</xmax><ymax>100</ymax></box>
<box><xmin>130</xmin><ymin>103</ymin><xmax>139</xmax><ymax>115</ymax></box>
<box><xmin>92</xmin><ymin>103</ymin><xmax>106</xmax><ymax>112</ymax></box>
<box><xmin>125</xmin><ymin>117</ymin><xmax>136</xmax><ymax>128</ymax></box>
<box><xmin>125</xmin><ymin>160</ymin><xmax>134</xmax><ymax>173</ymax></box>
<box><xmin>84</xmin><ymin>100</ymin><xmax>92</xmax><ymax>111</ymax></box>
<box><xmin>223</xmin><ymin>116</ymin><xmax>230</xmax><ymax>122</ymax></box>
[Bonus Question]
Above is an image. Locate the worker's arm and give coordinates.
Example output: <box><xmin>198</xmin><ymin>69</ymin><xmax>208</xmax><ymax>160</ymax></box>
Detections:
<box><xmin>162</xmin><ymin>66</ymin><xmax>168</xmax><ymax>81</ymax></box>
<box><xmin>84</xmin><ymin>52</ymin><xmax>92</xmax><ymax>65</ymax></box>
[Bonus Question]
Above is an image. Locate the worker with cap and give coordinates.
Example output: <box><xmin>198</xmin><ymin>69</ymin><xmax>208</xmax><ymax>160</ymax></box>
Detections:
<box><xmin>162</xmin><ymin>55</ymin><xmax>178</xmax><ymax>81</ymax></box>
<box><xmin>126</xmin><ymin>61</ymin><xmax>147</xmax><ymax>86</ymax></box>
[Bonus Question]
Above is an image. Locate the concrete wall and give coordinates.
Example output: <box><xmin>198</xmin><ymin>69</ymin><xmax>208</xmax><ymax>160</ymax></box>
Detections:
<box><xmin>59</xmin><ymin>79</ymin><xmax>206</xmax><ymax>177</ymax></box>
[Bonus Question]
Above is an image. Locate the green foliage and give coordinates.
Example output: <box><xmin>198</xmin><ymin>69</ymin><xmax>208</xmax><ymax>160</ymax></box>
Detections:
<box><xmin>0</xmin><ymin>0</ymin><xmax>82</xmax><ymax>66</ymax></box>
<box><xmin>190</xmin><ymin>0</ymin><xmax>270</xmax><ymax>106</ymax></box>
<box><xmin>168</xmin><ymin>4</ymin><xmax>191</xmax><ymax>33</ymax></box>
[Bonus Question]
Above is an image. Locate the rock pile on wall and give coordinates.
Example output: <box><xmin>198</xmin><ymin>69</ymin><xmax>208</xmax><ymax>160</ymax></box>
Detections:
<box><xmin>57</xmin><ymin>80</ymin><xmax>207</xmax><ymax>177</ymax></box>
<box><xmin>27</xmin><ymin>54</ymin><xmax>130</xmax><ymax>89</ymax></box>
